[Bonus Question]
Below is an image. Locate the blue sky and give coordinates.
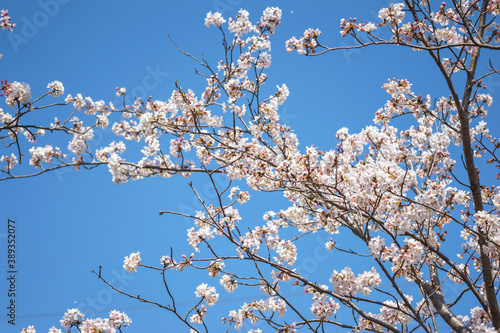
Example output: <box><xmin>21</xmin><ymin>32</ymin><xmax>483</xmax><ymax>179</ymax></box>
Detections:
<box><xmin>1</xmin><ymin>1</ymin><xmax>499</xmax><ymax>332</ymax></box>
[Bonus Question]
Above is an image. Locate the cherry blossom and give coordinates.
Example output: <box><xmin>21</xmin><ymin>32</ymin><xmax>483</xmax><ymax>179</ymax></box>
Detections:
<box><xmin>108</xmin><ymin>310</ymin><xmax>132</xmax><ymax>329</ymax></box>
<box><xmin>29</xmin><ymin>146</ymin><xmax>66</xmax><ymax>168</ymax></box>
<box><xmin>0</xmin><ymin>9</ymin><xmax>15</xmax><ymax>31</ymax></box>
<box><xmin>190</xmin><ymin>304</ymin><xmax>207</xmax><ymax>324</ymax></box>
<box><xmin>228</xmin><ymin>9</ymin><xmax>253</xmax><ymax>37</ymax></box>
<box><xmin>60</xmin><ymin>308</ymin><xmax>85</xmax><ymax>328</ymax></box>
<box><xmin>285</xmin><ymin>28</ymin><xmax>321</xmax><ymax>54</ymax></box>
<box><xmin>378</xmin><ymin>3</ymin><xmax>406</xmax><ymax>25</ymax></box>
<box><xmin>4</xmin><ymin>3</ymin><xmax>500</xmax><ymax>332</ymax></box>
<box><xmin>5</xmin><ymin>81</ymin><xmax>31</xmax><ymax>107</ymax></box>
<box><xmin>219</xmin><ymin>274</ymin><xmax>238</xmax><ymax>292</ymax></box>
<box><xmin>207</xmin><ymin>259</ymin><xmax>225</xmax><ymax>277</ymax></box>
<box><xmin>205</xmin><ymin>11</ymin><xmax>226</xmax><ymax>28</ymax></box>
<box><xmin>195</xmin><ymin>283</ymin><xmax>219</xmax><ymax>307</ymax></box>
<box><xmin>123</xmin><ymin>251</ymin><xmax>141</xmax><ymax>273</ymax></box>
<box><xmin>0</xmin><ymin>153</ymin><xmax>17</xmax><ymax>170</ymax></box>
<box><xmin>47</xmin><ymin>81</ymin><xmax>65</xmax><ymax>98</ymax></box>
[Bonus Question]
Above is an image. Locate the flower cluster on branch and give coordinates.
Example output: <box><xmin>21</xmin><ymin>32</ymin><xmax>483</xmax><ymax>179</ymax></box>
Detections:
<box><xmin>2</xmin><ymin>2</ymin><xmax>500</xmax><ymax>333</ymax></box>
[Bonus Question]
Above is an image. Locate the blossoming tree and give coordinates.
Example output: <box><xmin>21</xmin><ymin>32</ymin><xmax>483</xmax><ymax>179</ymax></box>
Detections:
<box><xmin>2</xmin><ymin>1</ymin><xmax>500</xmax><ymax>332</ymax></box>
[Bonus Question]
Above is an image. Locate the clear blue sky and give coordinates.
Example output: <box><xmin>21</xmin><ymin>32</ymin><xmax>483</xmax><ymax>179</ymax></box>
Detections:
<box><xmin>1</xmin><ymin>1</ymin><xmax>499</xmax><ymax>332</ymax></box>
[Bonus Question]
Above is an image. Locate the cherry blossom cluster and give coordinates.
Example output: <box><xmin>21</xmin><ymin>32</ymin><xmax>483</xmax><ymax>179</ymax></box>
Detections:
<box><xmin>3</xmin><ymin>15</ymin><xmax>296</xmax><ymax>185</ymax></box>
<box><xmin>28</xmin><ymin>146</ymin><xmax>62</xmax><ymax>167</ymax></box>
<box><xmin>205</xmin><ymin>11</ymin><xmax>226</xmax><ymax>28</ymax></box>
<box><xmin>0</xmin><ymin>80</ymin><xmax>130</xmax><ymax>182</ymax></box>
<box><xmin>207</xmin><ymin>259</ymin><xmax>225</xmax><ymax>277</ymax></box>
<box><xmin>28</xmin><ymin>308</ymin><xmax>133</xmax><ymax>333</ymax></box>
<box><xmin>107</xmin><ymin>310</ymin><xmax>132</xmax><ymax>329</ymax></box>
<box><xmin>354</xmin><ymin>296</ymin><xmax>414</xmax><ymax>332</ymax></box>
<box><xmin>488</xmin><ymin>0</ymin><xmax>500</xmax><ymax>16</ymax></box>
<box><xmin>285</xmin><ymin>28</ymin><xmax>322</xmax><ymax>54</ymax></box>
<box><xmin>219</xmin><ymin>274</ymin><xmax>238</xmax><ymax>292</ymax></box>
<box><xmin>228</xmin><ymin>9</ymin><xmax>253</xmax><ymax>37</ymax></box>
<box><xmin>237</xmin><ymin>213</ymin><xmax>300</xmax><ymax>267</ymax></box>
<box><xmin>337</xmin><ymin>3</ymin><xmax>407</xmax><ymax>41</ymax></box>
<box><xmin>460</xmin><ymin>211</ymin><xmax>500</xmax><ymax>269</ymax></box>
<box><xmin>190</xmin><ymin>304</ymin><xmax>207</xmax><ymax>324</ymax></box>
<box><xmin>21</xmin><ymin>308</ymin><xmax>129</xmax><ymax>333</ymax></box>
<box><xmin>329</xmin><ymin>267</ymin><xmax>382</xmax><ymax>296</ymax></box>
<box><xmin>159</xmin><ymin>252</ymin><xmax>194</xmax><ymax>272</ymax></box>
<box><xmin>305</xmin><ymin>285</ymin><xmax>340</xmax><ymax>320</ymax></box>
<box><xmin>447</xmin><ymin>262</ymin><xmax>471</xmax><ymax>284</ymax></box>
<box><xmin>284</xmin><ymin>0</ymin><xmax>500</xmax><ymax>68</ymax></box>
<box><xmin>123</xmin><ymin>251</ymin><xmax>141</xmax><ymax>273</ymax></box>
<box><xmin>4</xmin><ymin>81</ymin><xmax>31</xmax><ymax>107</ymax></box>
<box><xmin>194</xmin><ymin>283</ymin><xmax>219</xmax><ymax>307</ymax></box>
<box><xmin>0</xmin><ymin>9</ymin><xmax>15</xmax><ymax>31</ymax></box>
<box><xmin>60</xmin><ymin>308</ymin><xmax>85</xmax><ymax>328</ymax></box>
<box><xmin>274</xmin><ymin>239</ymin><xmax>297</xmax><ymax>266</ymax></box>
<box><xmin>186</xmin><ymin>207</ymin><xmax>236</xmax><ymax>253</ymax></box>
<box><xmin>380</xmin><ymin>238</ymin><xmax>426</xmax><ymax>281</ymax></box>
<box><xmin>378</xmin><ymin>3</ymin><xmax>405</xmax><ymax>25</ymax></box>
<box><xmin>47</xmin><ymin>81</ymin><xmax>65</xmax><ymax>98</ymax></box>
<box><xmin>5</xmin><ymin>3</ymin><xmax>500</xmax><ymax>332</ymax></box>
<box><xmin>255</xmin><ymin>7</ymin><xmax>281</xmax><ymax>34</ymax></box>
<box><xmin>101</xmin><ymin>51</ymin><xmax>497</xmax><ymax>330</ymax></box>
<box><xmin>223</xmin><ymin>297</ymin><xmax>287</xmax><ymax>330</ymax></box>
<box><xmin>458</xmin><ymin>306</ymin><xmax>497</xmax><ymax>333</ymax></box>
<box><xmin>160</xmin><ymin>254</ymin><xmax>176</xmax><ymax>268</ymax></box>
<box><xmin>441</xmin><ymin>57</ymin><xmax>466</xmax><ymax>74</ymax></box>
<box><xmin>228</xmin><ymin>186</ymin><xmax>250</xmax><ymax>204</ymax></box>
<box><xmin>0</xmin><ymin>153</ymin><xmax>17</xmax><ymax>170</ymax></box>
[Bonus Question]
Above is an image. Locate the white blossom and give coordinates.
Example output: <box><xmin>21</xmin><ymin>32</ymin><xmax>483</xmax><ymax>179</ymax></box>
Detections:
<box><xmin>123</xmin><ymin>251</ymin><xmax>141</xmax><ymax>273</ymax></box>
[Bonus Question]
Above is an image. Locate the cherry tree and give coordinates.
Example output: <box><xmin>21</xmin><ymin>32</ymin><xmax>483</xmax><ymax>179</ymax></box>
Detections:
<box><xmin>2</xmin><ymin>1</ymin><xmax>500</xmax><ymax>332</ymax></box>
